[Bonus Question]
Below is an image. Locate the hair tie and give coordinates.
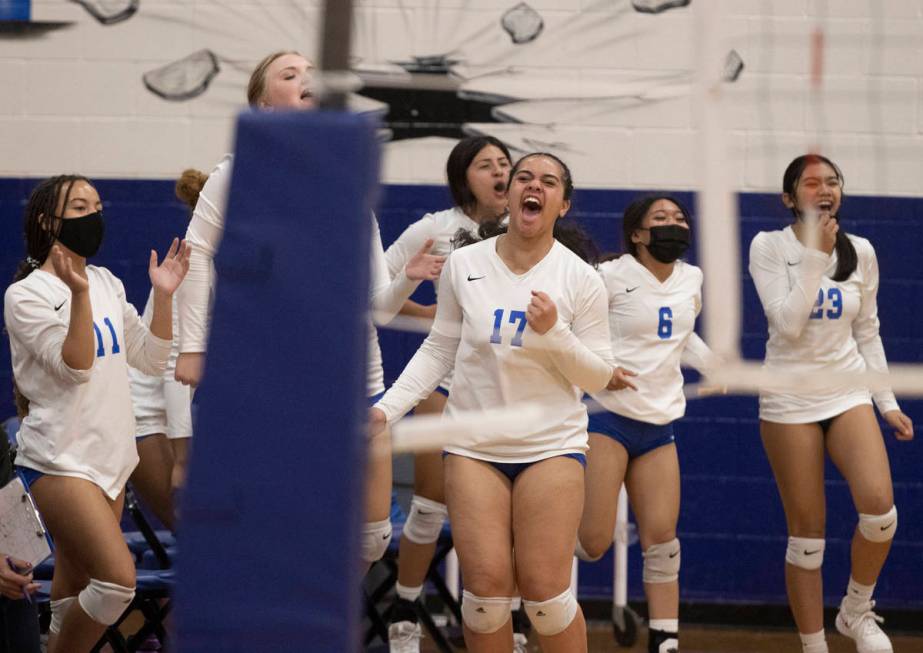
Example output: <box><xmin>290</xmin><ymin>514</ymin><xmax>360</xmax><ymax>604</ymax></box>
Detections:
<box><xmin>25</xmin><ymin>256</ymin><xmax>40</xmax><ymax>269</ymax></box>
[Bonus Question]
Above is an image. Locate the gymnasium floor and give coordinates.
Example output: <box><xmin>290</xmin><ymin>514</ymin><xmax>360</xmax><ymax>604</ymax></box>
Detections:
<box><xmin>414</xmin><ymin>622</ymin><xmax>923</xmax><ymax>652</ymax></box>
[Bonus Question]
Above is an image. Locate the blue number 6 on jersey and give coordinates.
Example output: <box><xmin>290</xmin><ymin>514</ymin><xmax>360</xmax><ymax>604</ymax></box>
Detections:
<box><xmin>658</xmin><ymin>307</ymin><xmax>673</xmax><ymax>340</ymax></box>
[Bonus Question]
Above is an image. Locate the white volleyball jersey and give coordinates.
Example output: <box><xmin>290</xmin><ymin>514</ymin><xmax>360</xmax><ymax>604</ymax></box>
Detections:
<box><xmin>384</xmin><ymin>206</ymin><xmax>481</xmax><ymax>392</ymax></box>
<box><xmin>175</xmin><ymin>153</ymin><xmax>412</xmax><ymax>397</ymax></box>
<box><xmin>749</xmin><ymin>227</ymin><xmax>898</xmax><ymax>423</ymax></box>
<box><xmin>384</xmin><ymin>207</ymin><xmax>479</xmax><ymax>292</ymax></box>
<box><xmin>591</xmin><ymin>256</ymin><xmax>707</xmax><ymax>424</ymax></box>
<box><xmin>4</xmin><ymin>267</ymin><xmax>172</xmax><ymax>499</ymax></box>
<box><xmin>376</xmin><ymin>237</ymin><xmax>614</xmax><ymax>462</ymax></box>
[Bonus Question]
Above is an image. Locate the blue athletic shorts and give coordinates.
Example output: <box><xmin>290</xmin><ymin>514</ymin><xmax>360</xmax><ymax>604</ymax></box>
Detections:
<box><xmin>587</xmin><ymin>410</ymin><xmax>675</xmax><ymax>459</ymax></box>
<box><xmin>16</xmin><ymin>466</ymin><xmax>45</xmax><ymax>490</ymax></box>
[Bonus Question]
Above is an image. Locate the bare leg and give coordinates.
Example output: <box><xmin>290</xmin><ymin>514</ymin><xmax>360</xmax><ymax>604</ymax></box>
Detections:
<box><xmin>396</xmin><ymin>391</ymin><xmax>448</xmax><ymax>592</ymax></box>
<box><xmin>130</xmin><ymin>434</ymin><xmax>175</xmax><ymax>530</ymax></box>
<box><xmin>31</xmin><ymin>477</ymin><xmax>135</xmax><ymax>653</ymax></box>
<box><xmin>625</xmin><ymin>443</ymin><xmax>680</xmax><ymax>622</ymax></box>
<box><xmin>578</xmin><ymin>433</ymin><xmax>629</xmax><ymax>560</ymax></box>
<box><xmin>169</xmin><ymin>437</ymin><xmax>191</xmax><ymax>494</ymax></box>
<box><xmin>761</xmin><ymin>420</ymin><xmax>826</xmax><ymax>636</ymax></box>
<box><xmin>445</xmin><ymin>455</ymin><xmax>515</xmax><ymax>653</ymax></box>
<box><xmin>514</xmin><ymin>457</ymin><xmax>587</xmax><ymax>653</ymax></box>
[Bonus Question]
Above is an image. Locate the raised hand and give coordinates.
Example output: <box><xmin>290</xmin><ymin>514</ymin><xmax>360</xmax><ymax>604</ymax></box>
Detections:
<box><xmin>50</xmin><ymin>245</ymin><xmax>89</xmax><ymax>294</ymax></box>
<box><xmin>607</xmin><ymin>366</ymin><xmax>638</xmax><ymax>391</ymax></box>
<box><xmin>149</xmin><ymin>238</ymin><xmax>190</xmax><ymax>296</ymax></box>
<box><xmin>405</xmin><ymin>238</ymin><xmax>446</xmax><ymax>281</ymax></box>
<box><xmin>526</xmin><ymin>290</ymin><xmax>557</xmax><ymax>335</ymax></box>
<box><xmin>883</xmin><ymin>410</ymin><xmax>914</xmax><ymax>441</ymax></box>
<box><xmin>806</xmin><ymin>213</ymin><xmax>838</xmax><ymax>255</ymax></box>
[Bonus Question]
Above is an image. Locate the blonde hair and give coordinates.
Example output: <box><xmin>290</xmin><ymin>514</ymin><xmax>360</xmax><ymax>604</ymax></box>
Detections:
<box><xmin>175</xmin><ymin>168</ymin><xmax>209</xmax><ymax>210</ymax></box>
<box><xmin>247</xmin><ymin>50</ymin><xmax>309</xmax><ymax>107</ymax></box>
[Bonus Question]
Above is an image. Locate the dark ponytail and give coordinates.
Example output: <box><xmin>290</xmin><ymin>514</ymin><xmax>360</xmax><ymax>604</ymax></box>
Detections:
<box><xmin>782</xmin><ymin>154</ymin><xmax>857</xmax><ymax>282</ymax></box>
<box><xmin>12</xmin><ymin>175</ymin><xmax>91</xmax><ymax>284</ymax></box>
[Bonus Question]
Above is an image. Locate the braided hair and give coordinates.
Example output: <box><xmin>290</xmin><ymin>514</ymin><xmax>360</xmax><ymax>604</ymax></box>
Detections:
<box><xmin>12</xmin><ymin>175</ymin><xmax>92</xmax><ymax>284</ymax></box>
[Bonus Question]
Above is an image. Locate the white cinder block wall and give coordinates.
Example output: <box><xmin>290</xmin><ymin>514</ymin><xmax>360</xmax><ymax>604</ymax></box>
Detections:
<box><xmin>1</xmin><ymin>0</ymin><xmax>921</xmax><ymax>195</ymax></box>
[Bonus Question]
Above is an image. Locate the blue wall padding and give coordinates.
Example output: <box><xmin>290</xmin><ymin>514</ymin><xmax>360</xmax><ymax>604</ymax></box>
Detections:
<box><xmin>0</xmin><ymin>177</ymin><xmax>920</xmax><ymax>609</ymax></box>
<box><xmin>0</xmin><ymin>1</ymin><xmax>30</xmax><ymax>21</ymax></box>
<box><xmin>169</xmin><ymin>111</ymin><xmax>378</xmax><ymax>652</ymax></box>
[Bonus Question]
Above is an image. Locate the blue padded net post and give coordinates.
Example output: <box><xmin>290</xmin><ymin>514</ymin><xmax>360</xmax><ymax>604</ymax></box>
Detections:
<box><xmin>174</xmin><ymin>111</ymin><xmax>378</xmax><ymax>652</ymax></box>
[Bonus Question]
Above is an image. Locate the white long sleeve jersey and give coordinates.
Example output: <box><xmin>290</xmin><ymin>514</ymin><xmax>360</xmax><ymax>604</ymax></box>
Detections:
<box><xmin>376</xmin><ymin>237</ymin><xmax>614</xmax><ymax>462</ymax></box>
<box><xmin>749</xmin><ymin>227</ymin><xmax>899</xmax><ymax>423</ymax></box>
<box><xmin>384</xmin><ymin>207</ymin><xmax>479</xmax><ymax>292</ymax></box>
<box><xmin>4</xmin><ymin>267</ymin><xmax>172</xmax><ymax>499</ymax></box>
<box><xmin>383</xmin><ymin>206</ymin><xmax>481</xmax><ymax>392</ymax></box>
<box><xmin>591</xmin><ymin>256</ymin><xmax>712</xmax><ymax>425</ymax></box>
<box><xmin>175</xmin><ymin>154</ymin><xmax>415</xmax><ymax>397</ymax></box>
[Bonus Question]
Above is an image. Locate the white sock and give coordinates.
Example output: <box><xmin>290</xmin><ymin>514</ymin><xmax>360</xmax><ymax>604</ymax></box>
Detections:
<box><xmin>396</xmin><ymin>582</ymin><xmax>423</xmax><ymax>602</ymax></box>
<box><xmin>843</xmin><ymin>576</ymin><xmax>875</xmax><ymax>612</ymax></box>
<box><xmin>799</xmin><ymin>629</ymin><xmax>828</xmax><ymax>653</ymax></box>
<box><xmin>649</xmin><ymin>618</ymin><xmax>678</xmax><ymax>633</ymax></box>
<box><xmin>510</xmin><ymin>596</ymin><xmax>522</xmax><ymax>611</ymax></box>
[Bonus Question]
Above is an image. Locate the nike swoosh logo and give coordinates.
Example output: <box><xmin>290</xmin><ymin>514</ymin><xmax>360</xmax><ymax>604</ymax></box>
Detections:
<box><xmin>881</xmin><ymin>521</ymin><xmax>895</xmax><ymax>531</ymax></box>
<box><xmin>467</xmin><ymin>274</ymin><xmax>485</xmax><ymax>281</ymax></box>
<box><xmin>669</xmin><ymin>550</ymin><xmax>679</xmax><ymax>558</ymax></box>
<box><xmin>804</xmin><ymin>549</ymin><xmax>821</xmax><ymax>555</ymax></box>
<box><xmin>417</xmin><ymin>511</ymin><xmax>430</xmax><ymax>515</ymax></box>
<box><xmin>54</xmin><ymin>301</ymin><xmax>66</xmax><ymax>310</ymax></box>
<box><xmin>626</xmin><ymin>286</ymin><xmax>639</xmax><ymax>293</ymax></box>
<box><xmin>787</xmin><ymin>260</ymin><xmax>800</xmax><ymax>266</ymax></box>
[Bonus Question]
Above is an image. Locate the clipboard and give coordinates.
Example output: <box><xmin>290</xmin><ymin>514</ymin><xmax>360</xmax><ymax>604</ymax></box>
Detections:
<box><xmin>0</xmin><ymin>477</ymin><xmax>52</xmax><ymax>568</ymax></box>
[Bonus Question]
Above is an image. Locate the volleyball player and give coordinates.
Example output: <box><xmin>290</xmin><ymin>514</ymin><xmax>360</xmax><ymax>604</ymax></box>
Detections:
<box><xmin>575</xmin><ymin>195</ymin><xmax>716</xmax><ymax>653</ymax></box>
<box><xmin>128</xmin><ymin>169</ymin><xmax>207</xmax><ymax>531</ymax></box>
<box><xmin>169</xmin><ymin>51</ymin><xmax>444</xmax><ymax>570</ymax></box>
<box><xmin>4</xmin><ymin>176</ymin><xmax>189</xmax><ymax>653</ymax></box>
<box><xmin>749</xmin><ymin>154</ymin><xmax>914</xmax><ymax>653</ymax></box>
<box><xmin>372</xmin><ymin>153</ymin><xmax>630</xmax><ymax>653</ymax></box>
<box><xmin>383</xmin><ymin>135</ymin><xmax>513</xmax><ymax>652</ymax></box>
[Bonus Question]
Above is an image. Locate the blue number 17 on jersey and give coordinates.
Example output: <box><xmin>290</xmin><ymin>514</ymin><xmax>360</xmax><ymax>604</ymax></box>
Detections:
<box><xmin>490</xmin><ymin>308</ymin><xmax>528</xmax><ymax>347</ymax></box>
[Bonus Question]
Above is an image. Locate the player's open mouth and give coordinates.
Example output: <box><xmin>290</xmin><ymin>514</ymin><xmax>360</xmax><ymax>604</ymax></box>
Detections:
<box><xmin>522</xmin><ymin>195</ymin><xmax>542</xmax><ymax>219</ymax></box>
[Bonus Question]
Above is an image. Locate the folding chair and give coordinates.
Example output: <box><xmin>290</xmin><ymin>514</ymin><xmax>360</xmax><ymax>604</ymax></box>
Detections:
<box><xmin>364</xmin><ymin>499</ymin><xmax>462</xmax><ymax>652</ymax></box>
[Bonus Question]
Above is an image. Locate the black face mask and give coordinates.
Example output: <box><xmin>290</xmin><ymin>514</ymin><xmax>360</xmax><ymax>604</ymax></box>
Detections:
<box><xmin>644</xmin><ymin>224</ymin><xmax>690</xmax><ymax>264</ymax></box>
<box><xmin>57</xmin><ymin>211</ymin><xmax>105</xmax><ymax>258</ymax></box>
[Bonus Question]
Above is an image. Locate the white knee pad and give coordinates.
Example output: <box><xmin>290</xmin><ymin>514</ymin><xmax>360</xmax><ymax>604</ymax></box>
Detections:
<box><xmin>575</xmin><ymin>539</ymin><xmax>604</xmax><ymax>563</ymax></box>
<box><xmin>858</xmin><ymin>506</ymin><xmax>897</xmax><ymax>543</ymax></box>
<box><xmin>78</xmin><ymin>579</ymin><xmax>135</xmax><ymax>625</ymax></box>
<box><xmin>461</xmin><ymin>591</ymin><xmax>513</xmax><ymax>634</ymax></box>
<box><xmin>643</xmin><ymin>538</ymin><xmax>681</xmax><ymax>584</ymax></box>
<box><xmin>785</xmin><ymin>536</ymin><xmax>825</xmax><ymax>570</ymax></box>
<box><xmin>523</xmin><ymin>588</ymin><xmax>579</xmax><ymax>636</ymax></box>
<box><xmin>49</xmin><ymin>596</ymin><xmax>77</xmax><ymax>635</ymax></box>
<box><xmin>362</xmin><ymin>519</ymin><xmax>392</xmax><ymax>563</ymax></box>
<box><xmin>403</xmin><ymin>495</ymin><xmax>448</xmax><ymax>545</ymax></box>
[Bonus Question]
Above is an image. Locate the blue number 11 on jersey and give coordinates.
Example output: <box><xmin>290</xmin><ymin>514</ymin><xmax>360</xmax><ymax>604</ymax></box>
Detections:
<box><xmin>490</xmin><ymin>308</ymin><xmax>528</xmax><ymax>347</ymax></box>
<box><xmin>92</xmin><ymin>317</ymin><xmax>121</xmax><ymax>357</ymax></box>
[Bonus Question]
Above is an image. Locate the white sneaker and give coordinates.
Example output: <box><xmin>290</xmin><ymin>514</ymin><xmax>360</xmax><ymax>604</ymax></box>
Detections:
<box><xmin>512</xmin><ymin>632</ymin><xmax>529</xmax><ymax>652</ymax></box>
<box><xmin>388</xmin><ymin>620</ymin><xmax>422</xmax><ymax>653</ymax></box>
<box><xmin>836</xmin><ymin>599</ymin><xmax>892</xmax><ymax>653</ymax></box>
